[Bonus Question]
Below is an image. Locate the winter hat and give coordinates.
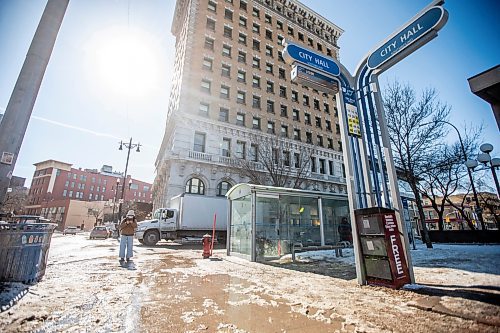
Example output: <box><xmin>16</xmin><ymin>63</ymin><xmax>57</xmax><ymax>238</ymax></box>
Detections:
<box><xmin>126</xmin><ymin>210</ymin><xmax>135</xmax><ymax>217</ymax></box>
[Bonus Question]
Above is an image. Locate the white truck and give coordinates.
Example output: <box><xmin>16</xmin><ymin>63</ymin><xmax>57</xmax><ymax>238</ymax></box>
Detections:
<box><xmin>135</xmin><ymin>194</ymin><xmax>228</xmax><ymax>246</ymax></box>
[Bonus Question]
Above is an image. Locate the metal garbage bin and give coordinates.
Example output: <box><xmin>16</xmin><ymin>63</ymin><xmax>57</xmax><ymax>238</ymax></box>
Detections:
<box><xmin>0</xmin><ymin>222</ymin><xmax>57</xmax><ymax>284</ymax></box>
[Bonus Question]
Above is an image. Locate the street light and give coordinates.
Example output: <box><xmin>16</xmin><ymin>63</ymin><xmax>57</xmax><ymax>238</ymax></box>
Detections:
<box><xmin>117</xmin><ymin>138</ymin><xmax>141</xmax><ymax>222</ymax></box>
<box><xmin>111</xmin><ymin>178</ymin><xmax>120</xmax><ymax>224</ymax></box>
<box><xmin>465</xmin><ymin>143</ymin><xmax>500</xmax><ymax>199</ymax></box>
<box><xmin>420</xmin><ymin>120</ymin><xmax>485</xmax><ymax>230</ymax></box>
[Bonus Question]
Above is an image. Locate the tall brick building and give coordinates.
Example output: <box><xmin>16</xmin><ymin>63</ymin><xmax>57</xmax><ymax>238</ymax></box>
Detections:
<box><xmin>25</xmin><ymin>160</ymin><xmax>153</xmax><ymax>216</ymax></box>
<box><xmin>154</xmin><ymin>0</ymin><xmax>346</xmax><ymax>208</ymax></box>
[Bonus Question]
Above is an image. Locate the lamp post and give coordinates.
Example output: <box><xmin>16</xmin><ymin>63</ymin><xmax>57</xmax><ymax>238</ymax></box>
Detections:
<box><xmin>111</xmin><ymin>178</ymin><xmax>120</xmax><ymax>224</ymax></box>
<box><xmin>421</xmin><ymin>120</ymin><xmax>485</xmax><ymax>230</ymax></box>
<box><xmin>465</xmin><ymin>143</ymin><xmax>500</xmax><ymax>199</ymax></box>
<box><xmin>117</xmin><ymin>138</ymin><xmax>141</xmax><ymax>222</ymax></box>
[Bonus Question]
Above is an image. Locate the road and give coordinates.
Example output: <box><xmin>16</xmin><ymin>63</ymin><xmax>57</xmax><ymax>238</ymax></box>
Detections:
<box><xmin>0</xmin><ymin>233</ymin><xmax>499</xmax><ymax>332</ymax></box>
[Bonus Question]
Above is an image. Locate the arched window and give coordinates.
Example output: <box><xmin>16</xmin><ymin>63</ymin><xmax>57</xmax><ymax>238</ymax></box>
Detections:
<box><xmin>216</xmin><ymin>181</ymin><xmax>232</xmax><ymax>197</ymax></box>
<box><xmin>185</xmin><ymin>178</ymin><xmax>205</xmax><ymax>195</ymax></box>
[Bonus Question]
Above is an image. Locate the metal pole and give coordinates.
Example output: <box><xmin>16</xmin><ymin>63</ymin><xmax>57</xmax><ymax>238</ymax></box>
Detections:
<box><xmin>443</xmin><ymin>121</ymin><xmax>485</xmax><ymax>230</ymax></box>
<box><xmin>490</xmin><ymin>164</ymin><xmax>500</xmax><ymax>199</ymax></box>
<box><xmin>0</xmin><ymin>0</ymin><xmax>69</xmax><ymax>206</ymax></box>
<box><xmin>118</xmin><ymin>138</ymin><xmax>133</xmax><ymax>222</ymax></box>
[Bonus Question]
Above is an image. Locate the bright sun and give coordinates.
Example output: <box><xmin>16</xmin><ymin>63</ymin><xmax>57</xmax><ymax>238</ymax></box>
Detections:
<box><xmin>86</xmin><ymin>26</ymin><xmax>162</xmax><ymax>99</ymax></box>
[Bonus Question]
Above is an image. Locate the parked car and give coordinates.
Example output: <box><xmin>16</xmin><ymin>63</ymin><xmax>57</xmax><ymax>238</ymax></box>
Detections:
<box><xmin>63</xmin><ymin>226</ymin><xmax>78</xmax><ymax>235</ymax></box>
<box><xmin>90</xmin><ymin>226</ymin><xmax>109</xmax><ymax>239</ymax></box>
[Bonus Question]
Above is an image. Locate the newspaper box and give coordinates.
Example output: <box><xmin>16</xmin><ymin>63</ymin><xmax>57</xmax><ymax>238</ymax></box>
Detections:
<box><xmin>355</xmin><ymin>207</ymin><xmax>411</xmax><ymax>289</ymax></box>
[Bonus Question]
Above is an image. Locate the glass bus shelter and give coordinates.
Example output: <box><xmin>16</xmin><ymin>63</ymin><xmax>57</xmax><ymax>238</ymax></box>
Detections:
<box><xmin>226</xmin><ymin>184</ymin><xmax>350</xmax><ymax>262</ymax></box>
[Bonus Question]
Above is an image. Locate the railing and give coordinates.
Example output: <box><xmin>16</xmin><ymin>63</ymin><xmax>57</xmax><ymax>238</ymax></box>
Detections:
<box><xmin>188</xmin><ymin>150</ymin><xmax>213</xmax><ymax>161</ymax></box>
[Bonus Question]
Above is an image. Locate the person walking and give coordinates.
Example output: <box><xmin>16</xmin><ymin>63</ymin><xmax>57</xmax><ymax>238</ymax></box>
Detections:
<box><xmin>119</xmin><ymin>210</ymin><xmax>137</xmax><ymax>264</ymax></box>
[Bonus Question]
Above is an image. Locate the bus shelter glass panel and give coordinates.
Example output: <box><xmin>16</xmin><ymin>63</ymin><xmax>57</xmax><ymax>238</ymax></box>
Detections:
<box><xmin>255</xmin><ymin>194</ymin><xmax>321</xmax><ymax>261</ymax></box>
<box><xmin>322</xmin><ymin>198</ymin><xmax>350</xmax><ymax>245</ymax></box>
<box><xmin>230</xmin><ymin>194</ymin><xmax>252</xmax><ymax>256</ymax></box>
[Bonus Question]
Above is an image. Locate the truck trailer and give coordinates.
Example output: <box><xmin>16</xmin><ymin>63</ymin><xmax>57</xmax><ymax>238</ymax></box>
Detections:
<box><xmin>135</xmin><ymin>194</ymin><xmax>228</xmax><ymax>246</ymax></box>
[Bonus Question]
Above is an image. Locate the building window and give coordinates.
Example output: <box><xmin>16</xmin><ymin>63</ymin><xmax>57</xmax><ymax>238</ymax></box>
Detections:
<box><xmin>304</xmin><ymin>113</ymin><xmax>311</xmax><ymax>125</ymax></box>
<box><xmin>252</xmin><ymin>57</ymin><xmax>260</xmax><ymax>69</ymax></box>
<box><xmin>265</xmin><ymin>29</ymin><xmax>272</xmax><ymax>40</ymax></box>
<box><xmin>252</xmin><ymin>75</ymin><xmax>260</xmax><ymax>88</ymax></box>
<box><xmin>223</xmin><ymin>25</ymin><xmax>233</xmax><ymax>38</ymax></box>
<box><xmin>328</xmin><ymin>138</ymin><xmax>334</xmax><ymax>149</ymax></box>
<box><xmin>292</xmin><ymin>109</ymin><xmax>299</xmax><ymax>121</ymax></box>
<box><xmin>280</xmin><ymin>105</ymin><xmax>287</xmax><ymax>117</ymax></box>
<box><xmin>220</xmin><ymin>85</ymin><xmax>230</xmax><ymax>99</ymax></box>
<box><xmin>308</xmin><ymin>37</ymin><xmax>314</xmax><ymax>46</ymax></box>
<box><xmin>219</xmin><ymin>108</ymin><xmax>229</xmax><ymax>122</ymax></box>
<box><xmin>236</xmin><ymin>141</ymin><xmax>246</xmax><ymax>159</ymax></box>
<box><xmin>277</xmin><ymin>20</ymin><xmax>283</xmax><ymax>30</ymax></box>
<box><xmin>224</xmin><ymin>8</ymin><xmax>233</xmax><ymax>21</ymax></box>
<box><xmin>265</xmin><ymin>63</ymin><xmax>273</xmax><ymax>74</ymax></box>
<box><xmin>69</xmin><ymin>190</ymin><xmax>73</xmax><ymax>198</ymax></box>
<box><xmin>315</xmin><ymin>117</ymin><xmax>322</xmax><ymax>128</ymax></box>
<box><xmin>71</xmin><ymin>181</ymin><xmax>75</xmax><ymax>188</ymax></box>
<box><xmin>327</xmin><ymin>48</ymin><xmax>332</xmax><ymax>56</ymax></box>
<box><xmin>250</xmin><ymin>144</ymin><xmax>258</xmax><ymax>161</ymax></box>
<box><xmin>202</xmin><ymin>57</ymin><xmax>213</xmax><ymax>71</ymax></box>
<box><xmin>267</xmin><ymin>100</ymin><xmax>275</xmax><ymax>113</ymax></box>
<box><xmin>236</xmin><ymin>113</ymin><xmax>245</xmax><ymax>126</ymax></box>
<box><xmin>186</xmin><ymin>178</ymin><xmax>205</xmax><ymax>195</ymax></box>
<box><xmin>222</xmin><ymin>44</ymin><xmax>232</xmax><ymax>57</ymax></box>
<box><xmin>306</xmin><ymin>132</ymin><xmax>312</xmax><ymax>144</ymax></box>
<box><xmin>314</xmin><ymin>99</ymin><xmax>320</xmax><ymax>110</ymax></box>
<box><xmin>326</xmin><ymin>119</ymin><xmax>332</xmax><ymax>131</ymax></box>
<box><xmin>65</xmin><ymin>180</ymin><xmax>69</xmax><ymax>187</ymax></box>
<box><xmin>63</xmin><ymin>189</ymin><xmax>67</xmax><ymax>197</ymax></box>
<box><xmin>278</xmin><ymin>51</ymin><xmax>284</xmax><ymax>62</ymax></box>
<box><xmin>293</xmin><ymin>129</ymin><xmax>301</xmax><ymax>141</ymax></box>
<box><xmin>310</xmin><ymin>157</ymin><xmax>316</xmax><ymax>173</ymax></box>
<box><xmin>338</xmin><ymin>141</ymin><xmax>343</xmax><ymax>152</ymax></box>
<box><xmin>324</xmin><ymin>103</ymin><xmax>330</xmax><ymax>113</ymax></box>
<box><xmin>222</xmin><ymin>138</ymin><xmax>231</xmax><ymax>157</ymax></box>
<box><xmin>217</xmin><ymin>181</ymin><xmax>232</xmax><ymax>196</ymax></box>
<box><xmin>193</xmin><ymin>132</ymin><xmax>206</xmax><ymax>153</ymax></box>
<box><xmin>237</xmin><ymin>70</ymin><xmax>246</xmax><ymax>82</ymax></box>
<box><xmin>329</xmin><ymin>160</ymin><xmax>334</xmax><ymax>175</ymax></box>
<box><xmin>303</xmin><ymin>95</ymin><xmax>310</xmax><ymax>106</ymax></box>
<box><xmin>252</xmin><ymin>95</ymin><xmax>261</xmax><ymax>109</ymax></box>
<box><xmin>201</xmin><ymin>79</ymin><xmax>211</xmax><ymax>93</ymax></box>
<box><xmin>205</xmin><ymin>37</ymin><xmax>215</xmax><ymax>50</ymax></box>
<box><xmin>279</xmin><ymin>86</ymin><xmax>286</xmax><ymax>97</ymax></box>
<box><xmin>287</xmin><ymin>26</ymin><xmax>294</xmax><ymax>36</ymax></box>
<box><xmin>267</xmin><ymin>121</ymin><xmax>275</xmax><ymax>134</ymax></box>
<box><xmin>265</xmin><ymin>13</ymin><xmax>272</xmax><ymax>24</ymax></box>
<box><xmin>291</xmin><ymin>91</ymin><xmax>298</xmax><ymax>102</ymax></box>
<box><xmin>266</xmin><ymin>81</ymin><xmax>274</xmax><ymax>93</ymax></box>
<box><xmin>238</xmin><ymin>33</ymin><xmax>247</xmax><ymax>45</ymax></box>
<box><xmin>317</xmin><ymin>135</ymin><xmax>324</xmax><ymax>147</ymax></box>
<box><xmin>298</xmin><ymin>32</ymin><xmax>304</xmax><ymax>41</ymax></box>
<box><xmin>319</xmin><ymin>159</ymin><xmax>326</xmax><ymax>174</ymax></box>
<box><xmin>240</xmin><ymin>0</ymin><xmax>247</xmax><ymax>11</ymax></box>
<box><xmin>336</xmin><ymin>123</ymin><xmax>341</xmax><ymax>134</ymax></box>
<box><xmin>237</xmin><ymin>90</ymin><xmax>246</xmax><ymax>104</ymax></box>
<box><xmin>238</xmin><ymin>51</ymin><xmax>246</xmax><ymax>63</ymax></box>
<box><xmin>252</xmin><ymin>117</ymin><xmax>261</xmax><ymax>130</ymax></box>
<box><xmin>199</xmin><ymin>102</ymin><xmax>210</xmax><ymax>117</ymax></box>
<box><xmin>252</xmin><ymin>7</ymin><xmax>259</xmax><ymax>18</ymax></box>
<box><xmin>252</xmin><ymin>39</ymin><xmax>260</xmax><ymax>51</ymax></box>
<box><xmin>278</xmin><ymin>68</ymin><xmax>285</xmax><ymax>79</ymax></box>
<box><xmin>283</xmin><ymin>151</ymin><xmax>291</xmax><ymax>167</ymax></box>
<box><xmin>208</xmin><ymin>0</ymin><xmax>217</xmax><ymax>12</ymax></box>
<box><xmin>252</xmin><ymin>23</ymin><xmax>260</xmax><ymax>34</ymax></box>
<box><xmin>281</xmin><ymin>125</ymin><xmax>288</xmax><ymax>138</ymax></box>
<box><xmin>239</xmin><ymin>16</ymin><xmax>247</xmax><ymax>27</ymax></box>
<box><xmin>221</xmin><ymin>64</ymin><xmax>231</xmax><ymax>77</ymax></box>
<box><xmin>206</xmin><ymin>18</ymin><xmax>216</xmax><ymax>31</ymax></box>
<box><xmin>89</xmin><ymin>193</ymin><xmax>92</xmax><ymax>200</ymax></box>
<box><xmin>317</xmin><ymin>43</ymin><xmax>323</xmax><ymax>52</ymax></box>
<box><xmin>265</xmin><ymin>45</ymin><xmax>273</xmax><ymax>57</ymax></box>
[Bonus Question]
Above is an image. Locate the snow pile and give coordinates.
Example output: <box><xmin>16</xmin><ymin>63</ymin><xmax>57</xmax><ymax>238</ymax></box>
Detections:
<box><xmin>278</xmin><ymin>248</ymin><xmax>355</xmax><ymax>265</ymax></box>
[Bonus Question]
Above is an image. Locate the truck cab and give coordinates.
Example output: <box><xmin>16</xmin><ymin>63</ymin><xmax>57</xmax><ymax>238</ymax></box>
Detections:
<box><xmin>135</xmin><ymin>208</ymin><xmax>178</xmax><ymax>245</ymax></box>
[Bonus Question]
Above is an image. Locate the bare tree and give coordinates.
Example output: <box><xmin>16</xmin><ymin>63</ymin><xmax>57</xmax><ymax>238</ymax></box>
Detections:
<box><xmin>86</xmin><ymin>203</ymin><xmax>104</xmax><ymax>227</ymax></box>
<box><xmin>383</xmin><ymin>80</ymin><xmax>450</xmax><ymax>248</ymax></box>
<box><xmin>476</xmin><ymin>179</ymin><xmax>500</xmax><ymax>229</ymax></box>
<box><xmin>237</xmin><ymin>133</ymin><xmax>314</xmax><ymax>189</ymax></box>
<box><xmin>1</xmin><ymin>188</ymin><xmax>28</xmax><ymax>215</ymax></box>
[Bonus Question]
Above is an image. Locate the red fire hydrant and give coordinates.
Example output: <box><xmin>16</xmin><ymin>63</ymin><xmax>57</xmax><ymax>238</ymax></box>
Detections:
<box><xmin>202</xmin><ymin>234</ymin><xmax>212</xmax><ymax>259</ymax></box>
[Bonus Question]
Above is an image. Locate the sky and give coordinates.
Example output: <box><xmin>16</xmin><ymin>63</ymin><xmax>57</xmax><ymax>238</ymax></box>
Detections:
<box><xmin>0</xmin><ymin>0</ymin><xmax>499</xmax><ymax>187</ymax></box>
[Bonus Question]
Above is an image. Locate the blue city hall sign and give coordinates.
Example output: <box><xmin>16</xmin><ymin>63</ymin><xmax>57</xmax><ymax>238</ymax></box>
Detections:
<box><xmin>367</xmin><ymin>6</ymin><xmax>448</xmax><ymax>70</ymax></box>
<box><xmin>283</xmin><ymin>42</ymin><xmax>341</xmax><ymax>77</ymax></box>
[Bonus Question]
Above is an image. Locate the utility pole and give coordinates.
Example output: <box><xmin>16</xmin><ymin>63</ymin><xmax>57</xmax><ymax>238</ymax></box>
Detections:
<box><xmin>117</xmin><ymin>138</ymin><xmax>141</xmax><ymax>222</ymax></box>
<box><xmin>0</xmin><ymin>0</ymin><xmax>69</xmax><ymax>207</ymax></box>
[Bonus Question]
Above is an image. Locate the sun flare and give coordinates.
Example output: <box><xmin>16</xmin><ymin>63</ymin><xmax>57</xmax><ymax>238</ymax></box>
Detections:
<box><xmin>87</xmin><ymin>26</ymin><xmax>162</xmax><ymax>99</ymax></box>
